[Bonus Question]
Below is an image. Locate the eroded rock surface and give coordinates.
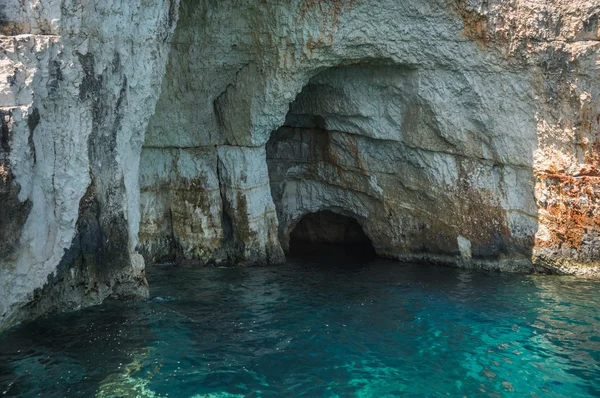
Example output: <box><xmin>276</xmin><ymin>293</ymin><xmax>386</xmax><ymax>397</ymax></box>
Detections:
<box><xmin>2</xmin><ymin>0</ymin><xmax>600</xmax><ymax>329</ymax></box>
<box><xmin>266</xmin><ymin>64</ymin><xmax>538</xmax><ymax>271</ymax></box>
<box><xmin>0</xmin><ymin>0</ymin><xmax>178</xmax><ymax>330</ymax></box>
<box><xmin>142</xmin><ymin>0</ymin><xmax>600</xmax><ymax>275</ymax></box>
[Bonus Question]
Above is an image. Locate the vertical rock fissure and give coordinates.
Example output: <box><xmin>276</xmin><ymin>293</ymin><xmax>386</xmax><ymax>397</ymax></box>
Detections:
<box><xmin>0</xmin><ymin>109</ymin><xmax>32</xmax><ymax>261</ymax></box>
<box><xmin>216</xmin><ymin>151</ymin><xmax>235</xmax><ymax>249</ymax></box>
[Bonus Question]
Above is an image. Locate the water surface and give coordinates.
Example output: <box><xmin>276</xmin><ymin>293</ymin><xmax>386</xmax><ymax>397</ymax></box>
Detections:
<box><xmin>1</xmin><ymin>254</ymin><xmax>600</xmax><ymax>397</ymax></box>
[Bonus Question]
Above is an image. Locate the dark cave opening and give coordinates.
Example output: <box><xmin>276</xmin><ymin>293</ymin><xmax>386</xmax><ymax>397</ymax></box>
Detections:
<box><xmin>288</xmin><ymin>211</ymin><xmax>377</xmax><ymax>260</ymax></box>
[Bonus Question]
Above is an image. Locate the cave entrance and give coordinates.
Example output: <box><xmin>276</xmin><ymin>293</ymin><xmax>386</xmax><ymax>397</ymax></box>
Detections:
<box><xmin>288</xmin><ymin>211</ymin><xmax>376</xmax><ymax>260</ymax></box>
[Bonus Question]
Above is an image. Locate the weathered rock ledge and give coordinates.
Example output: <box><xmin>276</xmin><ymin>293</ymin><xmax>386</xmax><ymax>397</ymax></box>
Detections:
<box><xmin>1</xmin><ymin>0</ymin><xmax>600</xmax><ymax>330</ymax></box>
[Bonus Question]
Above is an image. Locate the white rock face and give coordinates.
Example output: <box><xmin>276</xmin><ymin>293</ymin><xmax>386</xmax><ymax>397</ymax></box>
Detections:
<box><xmin>266</xmin><ymin>64</ymin><xmax>538</xmax><ymax>271</ymax></box>
<box><xmin>457</xmin><ymin>236</ymin><xmax>472</xmax><ymax>260</ymax></box>
<box><xmin>2</xmin><ymin>0</ymin><xmax>600</xmax><ymax>330</ymax></box>
<box><xmin>217</xmin><ymin>145</ymin><xmax>285</xmax><ymax>265</ymax></box>
<box><xmin>139</xmin><ymin>147</ymin><xmax>223</xmax><ymax>262</ymax></box>
<box><xmin>0</xmin><ymin>0</ymin><xmax>179</xmax><ymax>330</ymax></box>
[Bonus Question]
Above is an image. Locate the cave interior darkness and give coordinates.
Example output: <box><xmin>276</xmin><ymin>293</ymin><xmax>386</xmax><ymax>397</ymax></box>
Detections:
<box><xmin>264</xmin><ymin>65</ymin><xmax>389</xmax><ymax>262</ymax></box>
<box><xmin>287</xmin><ymin>211</ymin><xmax>377</xmax><ymax>260</ymax></box>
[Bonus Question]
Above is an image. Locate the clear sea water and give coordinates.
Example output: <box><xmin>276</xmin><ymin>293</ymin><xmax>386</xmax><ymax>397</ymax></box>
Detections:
<box><xmin>1</xmin><ymin>252</ymin><xmax>600</xmax><ymax>397</ymax></box>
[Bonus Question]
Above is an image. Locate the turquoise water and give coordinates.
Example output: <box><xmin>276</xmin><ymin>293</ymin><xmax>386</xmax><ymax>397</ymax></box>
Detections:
<box><xmin>1</xmin><ymin>254</ymin><xmax>600</xmax><ymax>397</ymax></box>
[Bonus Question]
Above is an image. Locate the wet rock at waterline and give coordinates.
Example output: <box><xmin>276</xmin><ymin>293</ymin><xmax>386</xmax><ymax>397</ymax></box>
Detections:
<box><xmin>1</xmin><ymin>0</ymin><xmax>600</xmax><ymax>329</ymax></box>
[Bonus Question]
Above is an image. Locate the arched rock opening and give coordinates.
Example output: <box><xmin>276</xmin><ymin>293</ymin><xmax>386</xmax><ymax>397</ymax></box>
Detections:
<box><xmin>266</xmin><ymin>64</ymin><xmax>538</xmax><ymax>268</ymax></box>
<box><xmin>137</xmin><ymin>2</ymin><xmax>541</xmax><ymax>271</ymax></box>
<box><xmin>288</xmin><ymin>211</ymin><xmax>376</xmax><ymax>258</ymax></box>
<box><xmin>2</xmin><ymin>0</ymin><xmax>599</xmax><ymax>333</ymax></box>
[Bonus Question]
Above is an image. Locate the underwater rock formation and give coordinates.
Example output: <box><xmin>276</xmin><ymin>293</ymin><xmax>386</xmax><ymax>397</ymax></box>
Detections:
<box><xmin>1</xmin><ymin>0</ymin><xmax>599</xmax><ymax>329</ymax></box>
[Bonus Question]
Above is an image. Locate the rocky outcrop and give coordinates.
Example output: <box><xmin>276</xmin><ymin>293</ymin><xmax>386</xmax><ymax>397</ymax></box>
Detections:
<box><xmin>141</xmin><ymin>0</ymin><xmax>600</xmax><ymax>274</ymax></box>
<box><xmin>453</xmin><ymin>0</ymin><xmax>600</xmax><ymax>275</ymax></box>
<box><xmin>1</xmin><ymin>0</ymin><xmax>600</xmax><ymax>330</ymax></box>
<box><xmin>0</xmin><ymin>0</ymin><xmax>178</xmax><ymax>330</ymax></box>
<box><xmin>266</xmin><ymin>64</ymin><xmax>538</xmax><ymax>272</ymax></box>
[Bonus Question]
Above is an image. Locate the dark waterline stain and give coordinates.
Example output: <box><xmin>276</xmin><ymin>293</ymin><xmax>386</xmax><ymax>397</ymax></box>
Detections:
<box><xmin>1</xmin><ymin>255</ymin><xmax>600</xmax><ymax>397</ymax></box>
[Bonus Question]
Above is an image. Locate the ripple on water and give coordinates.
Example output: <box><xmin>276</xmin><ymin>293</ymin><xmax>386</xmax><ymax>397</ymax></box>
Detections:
<box><xmin>1</xmin><ymin>257</ymin><xmax>600</xmax><ymax>397</ymax></box>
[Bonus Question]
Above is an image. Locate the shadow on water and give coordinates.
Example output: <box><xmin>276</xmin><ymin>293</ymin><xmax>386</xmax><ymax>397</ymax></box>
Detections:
<box><xmin>288</xmin><ymin>242</ymin><xmax>377</xmax><ymax>269</ymax></box>
<box><xmin>0</xmin><ymin>301</ymin><xmax>156</xmax><ymax>396</ymax></box>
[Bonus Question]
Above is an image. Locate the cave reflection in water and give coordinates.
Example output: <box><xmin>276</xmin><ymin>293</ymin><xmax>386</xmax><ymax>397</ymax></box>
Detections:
<box><xmin>2</xmin><ymin>260</ymin><xmax>600</xmax><ymax>396</ymax></box>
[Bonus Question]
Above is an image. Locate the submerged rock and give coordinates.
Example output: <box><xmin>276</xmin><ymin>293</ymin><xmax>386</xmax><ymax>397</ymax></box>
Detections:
<box><xmin>1</xmin><ymin>0</ymin><xmax>599</xmax><ymax>329</ymax></box>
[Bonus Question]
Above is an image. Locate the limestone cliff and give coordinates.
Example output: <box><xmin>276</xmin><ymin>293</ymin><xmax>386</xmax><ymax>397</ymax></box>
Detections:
<box><xmin>0</xmin><ymin>0</ymin><xmax>178</xmax><ymax>330</ymax></box>
<box><xmin>1</xmin><ymin>0</ymin><xmax>599</xmax><ymax>330</ymax></box>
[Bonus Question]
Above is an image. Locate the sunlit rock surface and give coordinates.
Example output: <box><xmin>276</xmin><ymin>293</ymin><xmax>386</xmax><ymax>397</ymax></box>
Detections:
<box><xmin>1</xmin><ymin>0</ymin><xmax>600</xmax><ymax>329</ymax></box>
<box><xmin>0</xmin><ymin>0</ymin><xmax>179</xmax><ymax>330</ymax></box>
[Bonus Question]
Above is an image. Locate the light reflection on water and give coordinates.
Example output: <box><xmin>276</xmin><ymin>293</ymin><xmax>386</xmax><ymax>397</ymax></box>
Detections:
<box><xmin>1</xmin><ymin>256</ymin><xmax>600</xmax><ymax>397</ymax></box>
